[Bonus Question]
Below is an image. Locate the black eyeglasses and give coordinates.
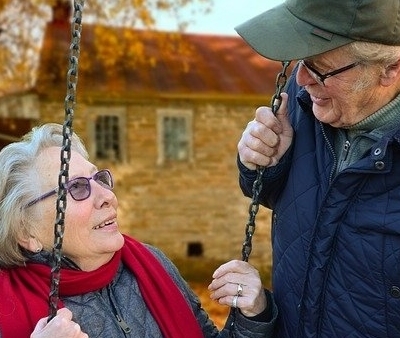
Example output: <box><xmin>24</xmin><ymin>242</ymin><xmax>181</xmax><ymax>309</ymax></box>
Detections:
<box><xmin>26</xmin><ymin>169</ymin><xmax>114</xmax><ymax>208</ymax></box>
<box><xmin>300</xmin><ymin>59</ymin><xmax>361</xmax><ymax>86</ymax></box>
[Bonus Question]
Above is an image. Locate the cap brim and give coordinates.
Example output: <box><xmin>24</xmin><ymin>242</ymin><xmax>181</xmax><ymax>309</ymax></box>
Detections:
<box><xmin>235</xmin><ymin>3</ymin><xmax>354</xmax><ymax>61</ymax></box>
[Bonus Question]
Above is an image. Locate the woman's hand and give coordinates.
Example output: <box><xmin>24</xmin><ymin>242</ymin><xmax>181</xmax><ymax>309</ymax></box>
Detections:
<box><xmin>31</xmin><ymin>308</ymin><xmax>88</xmax><ymax>338</ymax></box>
<box><xmin>208</xmin><ymin>260</ymin><xmax>268</xmax><ymax>317</ymax></box>
<box><xmin>237</xmin><ymin>93</ymin><xmax>293</xmax><ymax>170</ymax></box>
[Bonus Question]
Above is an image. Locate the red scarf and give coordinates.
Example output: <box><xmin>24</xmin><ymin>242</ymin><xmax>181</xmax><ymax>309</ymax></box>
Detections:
<box><xmin>0</xmin><ymin>235</ymin><xmax>204</xmax><ymax>338</ymax></box>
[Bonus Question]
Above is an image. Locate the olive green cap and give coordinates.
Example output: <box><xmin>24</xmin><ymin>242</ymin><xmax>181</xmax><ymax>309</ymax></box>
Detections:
<box><xmin>235</xmin><ymin>0</ymin><xmax>400</xmax><ymax>61</ymax></box>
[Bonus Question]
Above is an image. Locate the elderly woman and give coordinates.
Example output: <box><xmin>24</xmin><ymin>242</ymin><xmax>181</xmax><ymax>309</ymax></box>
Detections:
<box><xmin>0</xmin><ymin>123</ymin><xmax>276</xmax><ymax>338</ymax></box>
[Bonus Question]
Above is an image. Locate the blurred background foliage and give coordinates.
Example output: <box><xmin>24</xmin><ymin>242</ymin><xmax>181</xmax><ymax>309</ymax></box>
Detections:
<box><xmin>0</xmin><ymin>0</ymin><xmax>212</xmax><ymax>95</ymax></box>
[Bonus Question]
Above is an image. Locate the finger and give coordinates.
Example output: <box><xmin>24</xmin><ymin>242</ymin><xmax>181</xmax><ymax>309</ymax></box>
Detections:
<box><xmin>237</xmin><ymin>135</ymin><xmax>278</xmax><ymax>169</ymax></box>
<box><xmin>239</xmin><ymin>117</ymin><xmax>280</xmax><ymax>151</ymax></box>
<box><xmin>209</xmin><ymin>277</ymin><xmax>240</xmax><ymax>295</ymax></box>
<box><xmin>216</xmin><ymin>293</ymin><xmax>254</xmax><ymax>309</ymax></box>
<box><xmin>56</xmin><ymin>307</ymin><xmax>73</xmax><ymax>320</ymax></box>
<box><xmin>210</xmin><ymin>273</ymin><xmax>262</xmax><ymax>298</ymax></box>
<box><xmin>254</xmin><ymin>106</ymin><xmax>283</xmax><ymax>136</ymax></box>
<box><xmin>212</xmin><ymin>260</ymin><xmax>254</xmax><ymax>278</ymax></box>
<box><xmin>238</xmin><ymin>146</ymin><xmax>279</xmax><ymax>169</ymax></box>
<box><xmin>209</xmin><ymin>262</ymin><xmax>260</xmax><ymax>295</ymax></box>
<box><xmin>31</xmin><ymin>317</ymin><xmax>48</xmax><ymax>333</ymax></box>
<box><xmin>211</xmin><ymin>282</ymin><xmax>247</xmax><ymax>300</ymax></box>
<box><xmin>248</xmin><ymin>123</ymin><xmax>281</xmax><ymax>151</ymax></box>
<box><xmin>211</xmin><ymin>277</ymin><xmax>262</xmax><ymax>298</ymax></box>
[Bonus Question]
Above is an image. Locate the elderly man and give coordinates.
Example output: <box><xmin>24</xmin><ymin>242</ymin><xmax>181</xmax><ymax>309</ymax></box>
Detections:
<box><xmin>235</xmin><ymin>0</ymin><xmax>400</xmax><ymax>337</ymax></box>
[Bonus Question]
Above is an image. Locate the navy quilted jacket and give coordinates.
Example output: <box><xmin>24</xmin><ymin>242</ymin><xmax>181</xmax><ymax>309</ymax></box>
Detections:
<box><xmin>238</xmin><ymin>69</ymin><xmax>400</xmax><ymax>338</ymax></box>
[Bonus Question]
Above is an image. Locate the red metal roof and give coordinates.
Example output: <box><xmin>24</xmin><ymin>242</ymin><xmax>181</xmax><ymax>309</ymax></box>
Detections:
<box><xmin>36</xmin><ymin>20</ymin><xmax>291</xmax><ymax>99</ymax></box>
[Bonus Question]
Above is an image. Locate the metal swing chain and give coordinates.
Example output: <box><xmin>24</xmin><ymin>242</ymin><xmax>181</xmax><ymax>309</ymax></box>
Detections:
<box><xmin>241</xmin><ymin>60</ymin><xmax>291</xmax><ymax>262</ymax></box>
<box><xmin>48</xmin><ymin>0</ymin><xmax>85</xmax><ymax>321</ymax></box>
<box><xmin>229</xmin><ymin>61</ymin><xmax>291</xmax><ymax>337</ymax></box>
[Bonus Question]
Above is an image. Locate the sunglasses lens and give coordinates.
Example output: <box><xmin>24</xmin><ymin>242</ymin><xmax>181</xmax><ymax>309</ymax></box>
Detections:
<box><xmin>95</xmin><ymin>170</ymin><xmax>113</xmax><ymax>190</ymax></box>
<box><xmin>68</xmin><ymin>178</ymin><xmax>90</xmax><ymax>201</ymax></box>
<box><xmin>66</xmin><ymin>170</ymin><xmax>113</xmax><ymax>201</ymax></box>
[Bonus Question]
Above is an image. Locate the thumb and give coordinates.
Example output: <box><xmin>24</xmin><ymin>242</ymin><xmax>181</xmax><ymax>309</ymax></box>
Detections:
<box><xmin>274</xmin><ymin>93</ymin><xmax>292</xmax><ymax>136</ymax></box>
<box><xmin>56</xmin><ymin>307</ymin><xmax>73</xmax><ymax>320</ymax></box>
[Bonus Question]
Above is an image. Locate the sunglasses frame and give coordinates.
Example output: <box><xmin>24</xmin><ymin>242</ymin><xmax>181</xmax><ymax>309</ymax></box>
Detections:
<box><xmin>25</xmin><ymin>169</ymin><xmax>113</xmax><ymax>208</ymax></box>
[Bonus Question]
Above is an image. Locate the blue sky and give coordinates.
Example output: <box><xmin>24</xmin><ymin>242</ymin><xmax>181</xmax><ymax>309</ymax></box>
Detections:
<box><xmin>156</xmin><ymin>0</ymin><xmax>285</xmax><ymax>35</ymax></box>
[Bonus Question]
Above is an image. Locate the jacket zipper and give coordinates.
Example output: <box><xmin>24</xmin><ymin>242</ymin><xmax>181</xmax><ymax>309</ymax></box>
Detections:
<box><xmin>115</xmin><ymin>314</ymin><xmax>132</xmax><ymax>334</ymax></box>
<box><xmin>320</xmin><ymin>122</ymin><xmax>337</xmax><ymax>182</ymax></box>
<box><xmin>341</xmin><ymin>140</ymin><xmax>351</xmax><ymax>162</ymax></box>
<box><xmin>107</xmin><ymin>286</ymin><xmax>132</xmax><ymax>334</ymax></box>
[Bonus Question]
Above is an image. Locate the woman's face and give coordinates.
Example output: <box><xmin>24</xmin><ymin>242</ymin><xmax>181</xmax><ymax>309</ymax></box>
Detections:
<box><xmin>31</xmin><ymin>147</ymin><xmax>124</xmax><ymax>271</ymax></box>
<box><xmin>296</xmin><ymin>48</ymin><xmax>393</xmax><ymax>127</ymax></box>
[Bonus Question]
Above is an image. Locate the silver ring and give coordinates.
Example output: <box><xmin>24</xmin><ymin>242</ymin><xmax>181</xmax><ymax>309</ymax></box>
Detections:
<box><xmin>236</xmin><ymin>283</ymin><xmax>243</xmax><ymax>297</ymax></box>
<box><xmin>232</xmin><ymin>294</ymin><xmax>239</xmax><ymax>308</ymax></box>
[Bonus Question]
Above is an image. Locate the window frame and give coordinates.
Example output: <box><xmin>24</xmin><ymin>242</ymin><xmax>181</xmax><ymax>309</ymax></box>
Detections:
<box><xmin>86</xmin><ymin>106</ymin><xmax>127</xmax><ymax>163</ymax></box>
<box><xmin>156</xmin><ymin>108</ymin><xmax>193</xmax><ymax>165</ymax></box>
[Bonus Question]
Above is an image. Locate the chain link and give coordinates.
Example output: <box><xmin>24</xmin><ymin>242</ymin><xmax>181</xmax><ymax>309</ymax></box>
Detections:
<box><xmin>48</xmin><ymin>0</ymin><xmax>85</xmax><ymax>321</ymax></box>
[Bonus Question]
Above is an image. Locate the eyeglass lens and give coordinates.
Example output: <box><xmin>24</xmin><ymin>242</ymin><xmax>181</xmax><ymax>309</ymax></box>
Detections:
<box><xmin>301</xmin><ymin>59</ymin><xmax>360</xmax><ymax>85</ymax></box>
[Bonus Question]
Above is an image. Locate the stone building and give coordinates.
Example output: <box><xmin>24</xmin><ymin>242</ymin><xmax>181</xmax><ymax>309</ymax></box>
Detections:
<box><xmin>0</xmin><ymin>2</ymin><xmax>293</xmax><ymax>273</ymax></box>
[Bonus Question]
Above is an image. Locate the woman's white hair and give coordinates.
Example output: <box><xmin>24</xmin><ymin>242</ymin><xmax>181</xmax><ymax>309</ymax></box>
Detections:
<box><xmin>0</xmin><ymin>123</ymin><xmax>88</xmax><ymax>267</ymax></box>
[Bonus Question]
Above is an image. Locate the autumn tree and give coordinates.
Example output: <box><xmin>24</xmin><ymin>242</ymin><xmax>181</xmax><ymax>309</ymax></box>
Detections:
<box><xmin>0</xmin><ymin>0</ymin><xmax>212</xmax><ymax>95</ymax></box>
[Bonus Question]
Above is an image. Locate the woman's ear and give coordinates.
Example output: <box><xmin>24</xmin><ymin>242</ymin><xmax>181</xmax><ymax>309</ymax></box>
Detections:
<box><xmin>18</xmin><ymin>235</ymin><xmax>42</xmax><ymax>253</ymax></box>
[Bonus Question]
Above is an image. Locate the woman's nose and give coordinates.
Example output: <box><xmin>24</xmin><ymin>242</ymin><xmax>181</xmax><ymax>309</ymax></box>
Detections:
<box><xmin>92</xmin><ymin>181</ymin><xmax>116</xmax><ymax>207</ymax></box>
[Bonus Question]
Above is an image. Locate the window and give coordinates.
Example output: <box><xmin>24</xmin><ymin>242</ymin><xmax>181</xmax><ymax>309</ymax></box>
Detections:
<box><xmin>86</xmin><ymin>107</ymin><xmax>126</xmax><ymax>163</ymax></box>
<box><xmin>187</xmin><ymin>242</ymin><xmax>203</xmax><ymax>257</ymax></box>
<box><xmin>157</xmin><ymin>109</ymin><xmax>193</xmax><ymax>164</ymax></box>
<box><xmin>95</xmin><ymin>115</ymin><xmax>120</xmax><ymax>160</ymax></box>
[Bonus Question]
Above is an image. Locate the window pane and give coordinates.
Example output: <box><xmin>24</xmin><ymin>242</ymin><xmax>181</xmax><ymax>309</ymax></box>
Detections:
<box><xmin>95</xmin><ymin>115</ymin><xmax>120</xmax><ymax>161</ymax></box>
<box><xmin>163</xmin><ymin>116</ymin><xmax>188</xmax><ymax>160</ymax></box>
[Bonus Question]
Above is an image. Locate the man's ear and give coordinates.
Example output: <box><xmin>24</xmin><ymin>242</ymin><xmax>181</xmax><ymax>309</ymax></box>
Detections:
<box><xmin>380</xmin><ymin>60</ymin><xmax>400</xmax><ymax>86</ymax></box>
